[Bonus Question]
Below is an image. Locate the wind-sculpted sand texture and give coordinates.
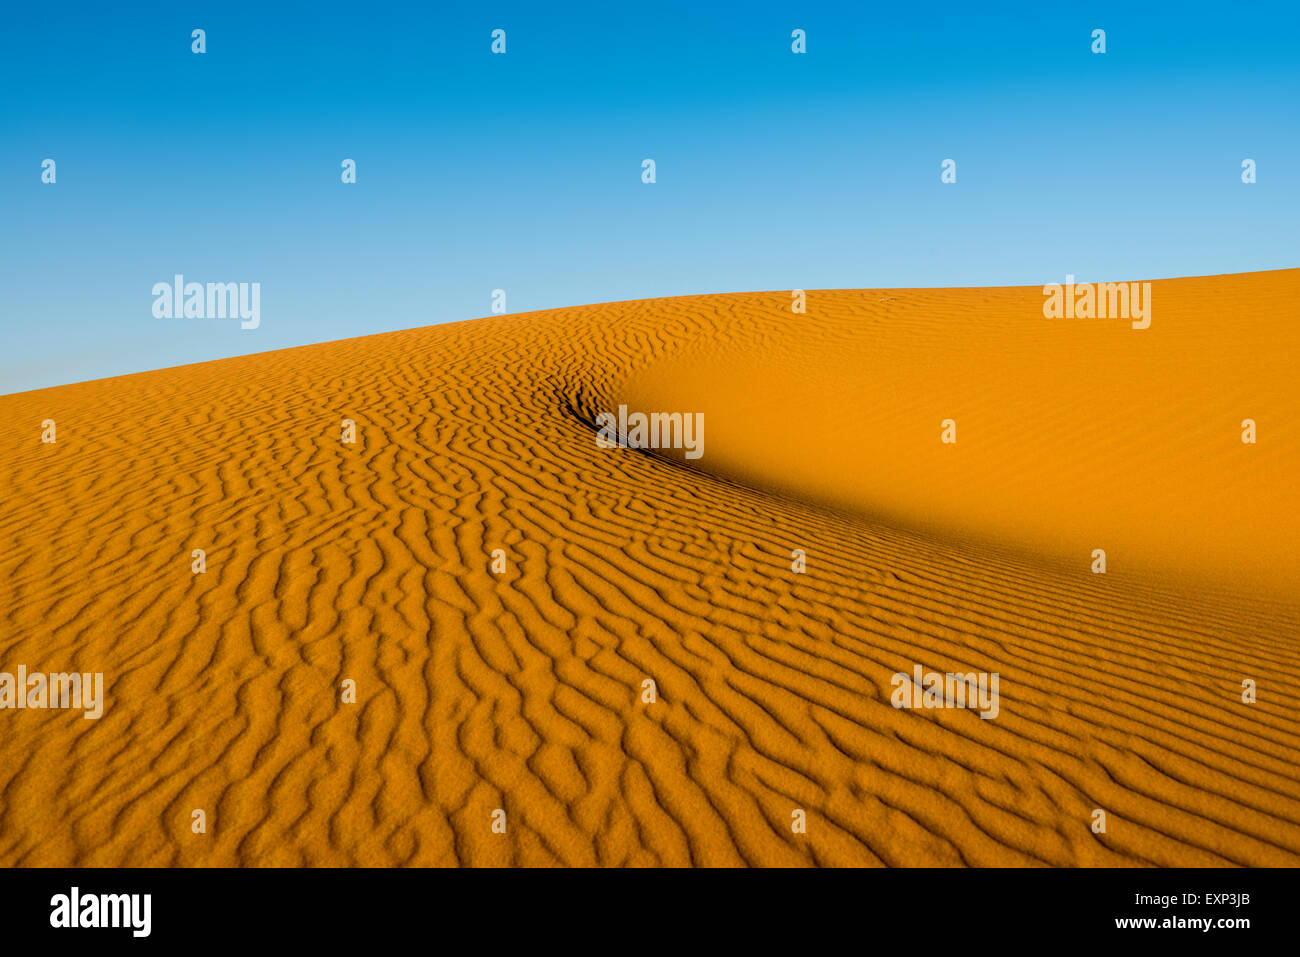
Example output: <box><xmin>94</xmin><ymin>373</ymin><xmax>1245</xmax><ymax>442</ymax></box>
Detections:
<box><xmin>1</xmin><ymin>269</ymin><xmax>1297</xmax><ymax>867</ymax></box>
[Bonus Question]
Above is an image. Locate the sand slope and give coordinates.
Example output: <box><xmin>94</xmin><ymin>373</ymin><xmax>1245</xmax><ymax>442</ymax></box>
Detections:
<box><xmin>1</xmin><ymin>270</ymin><xmax>1297</xmax><ymax>866</ymax></box>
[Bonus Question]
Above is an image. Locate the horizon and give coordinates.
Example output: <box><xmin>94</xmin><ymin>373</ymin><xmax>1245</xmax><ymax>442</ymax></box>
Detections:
<box><xmin>4</xmin><ymin>0</ymin><xmax>1298</xmax><ymax>393</ymax></box>
<box><xmin>4</xmin><ymin>264</ymin><xmax>1295</xmax><ymax>396</ymax></box>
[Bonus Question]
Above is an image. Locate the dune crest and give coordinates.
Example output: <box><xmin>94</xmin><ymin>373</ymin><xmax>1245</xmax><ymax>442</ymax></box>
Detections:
<box><xmin>1</xmin><ymin>270</ymin><xmax>1297</xmax><ymax>866</ymax></box>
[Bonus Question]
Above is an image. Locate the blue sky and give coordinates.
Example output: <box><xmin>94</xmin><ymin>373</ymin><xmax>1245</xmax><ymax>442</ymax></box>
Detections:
<box><xmin>2</xmin><ymin>1</ymin><xmax>1297</xmax><ymax>393</ymax></box>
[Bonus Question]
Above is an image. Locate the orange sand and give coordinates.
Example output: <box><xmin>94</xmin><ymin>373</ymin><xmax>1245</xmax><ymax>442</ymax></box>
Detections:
<box><xmin>1</xmin><ymin>269</ymin><xmax>1297</xmax><ymax>866</ymax></box>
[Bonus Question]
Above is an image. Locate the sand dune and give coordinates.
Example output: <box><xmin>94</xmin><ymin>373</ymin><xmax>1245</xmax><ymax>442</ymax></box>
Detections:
<box><xmin>1</xmin><ymin>269</ymin><xmax>1297</xmax><ymax>866</ymax></box>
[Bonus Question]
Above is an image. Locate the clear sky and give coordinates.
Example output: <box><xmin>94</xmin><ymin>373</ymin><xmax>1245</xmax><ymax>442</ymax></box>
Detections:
<box><xmin>2</xmin><ymin>1</ymin><xmax>1297</xmax><ymax>393</ymax></box>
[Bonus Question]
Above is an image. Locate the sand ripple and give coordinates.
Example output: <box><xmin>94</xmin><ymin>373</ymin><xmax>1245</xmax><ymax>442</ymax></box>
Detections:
<box><xmin>1</xmin><ymin>272</ymin><xmax>1297</xmax><ymax>866</ymax></box>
